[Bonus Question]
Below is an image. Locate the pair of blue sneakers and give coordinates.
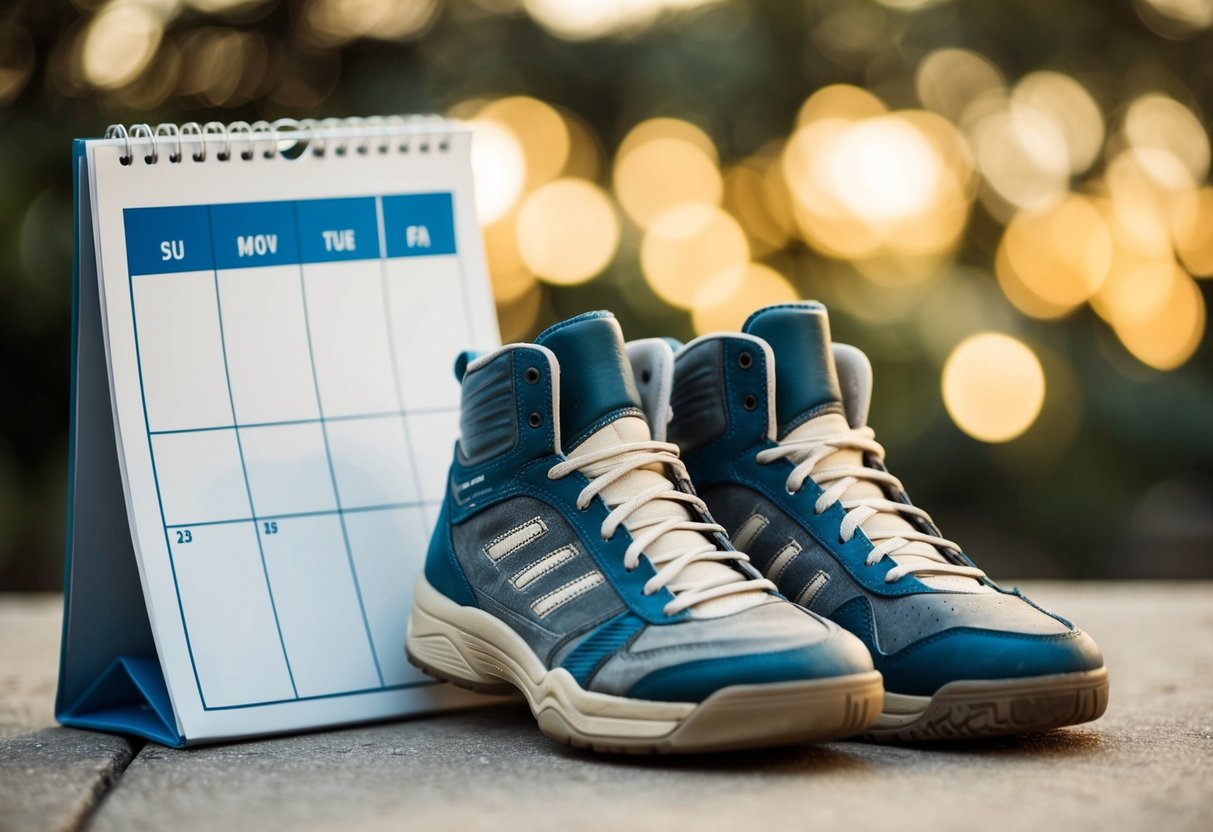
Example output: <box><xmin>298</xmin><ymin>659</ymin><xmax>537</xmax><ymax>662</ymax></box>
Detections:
<box><xmin>406</xmin><ymin>303</ymin><xmax>1109</xmax><ymax>753</ymax></box>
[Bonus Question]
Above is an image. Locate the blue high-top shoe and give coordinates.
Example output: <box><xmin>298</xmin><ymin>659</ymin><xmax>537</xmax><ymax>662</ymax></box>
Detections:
<box><xmin>406</xmin><ymin>311</ymin><xmax>882</xmax><ymax>753</ymax></box>
<box><xmin>628</xmin><ymin>303</ymin><xmax>1109</xmax><ymax>741</ymax></box>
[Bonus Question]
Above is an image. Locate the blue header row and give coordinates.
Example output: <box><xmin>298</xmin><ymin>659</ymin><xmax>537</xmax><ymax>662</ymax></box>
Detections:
<box><xmin>123</xmin><ymin>193</ymin><xmax>457</xmax><ymax>276</ymax></box>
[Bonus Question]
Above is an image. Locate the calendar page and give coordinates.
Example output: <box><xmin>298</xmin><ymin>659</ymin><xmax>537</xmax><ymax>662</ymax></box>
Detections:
<box><xmin>86</xmin><ymin>127</ymin><xmax>499</xmax><ymax>741</ymax></box>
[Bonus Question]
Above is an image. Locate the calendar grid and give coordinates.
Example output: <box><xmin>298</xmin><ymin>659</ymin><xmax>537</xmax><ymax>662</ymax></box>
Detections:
<box><xmin>162</xmin><ymin>499</ymin><xmax>441</xmax><ymax>531</ymax></box>
<box><xmin>125</xmin><ymin>267</ymin><xmax>213</xmax><ymax>711</ymax></box>
<box><xmin>145</xmin><ymin>406</ymin><xmax>458</xmax><ymax>437</ymax></box>
<box><xmin>206</xmin><ymin>230</ymin><xmax>300</xmax><ymax>703</ymax></box>
<box><xmin>374</xmin><ymin>195</ymin><xmax>432</xmax><ymax>529</ymax></box>
<box><xmin>124</xmin><ymin>191</ymin><xmax>473</xmax><ymax>711</ymax></box>
<box><xmin>292</xmin><ymin>197</ymin><xmax>385</xmax><ymax>688</ymax></box>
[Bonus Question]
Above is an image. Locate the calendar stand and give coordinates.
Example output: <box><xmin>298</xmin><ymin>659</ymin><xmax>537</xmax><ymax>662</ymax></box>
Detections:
<box><xmin>57</xmin><ymin>149</ymin><xmax>180</xmax><ymax>744</ymax></box>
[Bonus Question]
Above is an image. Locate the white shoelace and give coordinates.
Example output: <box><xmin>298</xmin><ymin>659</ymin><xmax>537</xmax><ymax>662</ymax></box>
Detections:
<box><xmin>547</xmin><ymin>440</ymin><xmax>775</xmax><ymax>616</ymax></box>
<box><xmin>756</xmin><ymin>426</ymin><xmax>986</xmax><ymax>584</ymax></box>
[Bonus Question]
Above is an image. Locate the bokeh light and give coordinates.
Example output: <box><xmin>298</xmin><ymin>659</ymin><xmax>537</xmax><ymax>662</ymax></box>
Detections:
<box><xmin>1134</xmin><ymin>0</ymin><xmax>1213</xmax><ymax>37</ymax></box>
<box><xmin>1111</xmin><ymin>268</ymin><xmax>1207</xmax><ymax>369</ymax></box>
<box><xmin>1123</xmin><ymin>94</ymin><xmax>1210</xmax><ymax>191</ymax></box>
<box><xmin>516</xmin><ymin>179</ymin><xmax>620</xmax><ymax>285</ymax></box>
<box><xmin>469</xmin><ymin>119</ymin><xmax>527</xmax><ymax>225</ymax></box>
<box><xmin>996</xmin><ymin>195</ymin><xmax>1112</xmax><ymax>319</ymax></box>
<box><xmin>916</xmin><ymin>49</ymin><xmax>1005</xmax><ymax>124</ymax></box>
<box><xmin>613</xmin><ymin>118</ymin><xmax>721</xmax><ymax>228</ymax></box>
<box><xmin>478</xmin><ymin>96</ymin><xmax>571</xmax><ymax>190</ymax></box>
<box><xmin>722</xmin><ymin>152</ymin><xmax>795</xmax><ymax>257</ymax></box>
<box><xmin>523</xmin><ymin>0</ymin><xmax>720</xmax><ymax>41</ymax></box>
<box><xmin>481</xmin><ymin>216</ymin><xmax>537</xmax><ymax>305</ymax></box>
<box><xmin>81</xmin><ymin>2</ymin><xmax>164</xmax><ymax>90</ymax></box>
<box><xmin>691</xmin><ymin>262</ymin><xmax>798</xmax><ymax>334</ymax></box>
<box><xmin>1011</xmin><ymin>72</ymin><xmax>1104</xmax><ymax>175</ymax></box>
<box><xmin>302</xmin><ymin>0</ymin><xmax>439</xmax><ymax>46</ymax></box>
<box><xmin>1170</xmin><ymin>187</ymin><xmax>1213</xmax><ymax>277</ymax></box>
<box><xmin>0</xmin><ymin>24</ymin><xmax>35</xmax><ymax>106</ymax></box>
<box><xmin>782</xmin><ymin>85</ymin><xmax>971</xmax><ymax>270</ymax></box>
<box><xmin>640</xmin><ymin>203</ymin><xmax>749</xmax><ymax>308</ymax></box>
<box><xmin>942</xmin><ymin>333</ymin><xmax>1047</xmax><ymax>443</ymax></box>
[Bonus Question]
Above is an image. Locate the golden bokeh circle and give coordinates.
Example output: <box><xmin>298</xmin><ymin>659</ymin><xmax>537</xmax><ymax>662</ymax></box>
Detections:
<box><xmin>640</xmin><ymin>204</ymin><xmax>750</xmax><ymax>309</ymax></box>
<box><xmin>614</xmin><ymin>135</ymin><xmax>722</xmax><ymax>228</ymax></box>
<box><xmin>942</xmin><ymin>333</ymin><xmax>1046</xmax><ymax>443</ymax></box>
<box><xmin>1113</xmin><ymin>270</ymin><xmax>1207</xmax><ymax>370</ymax></box>
<box><xmin>691</xmin><ymin>263</ymin><xmax>798</xmax><ymax>335</ymax></box>
<box><xmin>996</xmin><ymin>194</ymin><xmax>1113</xmax><ymax>319</ymax></box>
<box><xmin>516</xmin><ymin>179</ymin><xmax>620</xmax><ymax>285</ymax></box>
<box><xmin>479</xmin><ymin>96</ymin><xmax>571</xmax><ymax>190</ymax></box>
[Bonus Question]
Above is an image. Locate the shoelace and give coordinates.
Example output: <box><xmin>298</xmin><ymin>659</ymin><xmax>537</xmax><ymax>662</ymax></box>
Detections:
<box><xmin>756</xmin><ymin>426</ymin><xmax>986</xmax><ymax>584</ymax></box>
<box><xmin>548</xmin><ymin>440</ymin><xmax>775</xmax><ymax>615</ymax></box>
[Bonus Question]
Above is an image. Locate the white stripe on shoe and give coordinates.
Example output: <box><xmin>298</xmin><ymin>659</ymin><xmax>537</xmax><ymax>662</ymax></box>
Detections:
<box><xmin>531</xmin><ymin>572</ymin><xmax>604</xmax><ymax>618</ymax></box>
<box><xmin>732</xmin><ymin>513</ymin><xmax>769</xmax><ymax>552</ymax></box>
<box><xmin>484</xmin><ymin>517</ymin><xmax>548</xmax><ymax>562</ymax></box>
<box><xmin>511</xmin><ymin>545</ymin><xmax>577</xmax><ymax>589</ymax></box>
<box><xmin>769</xmin><ymin>539</ymin><xmax>803</xmax><ymax>583</ymax></box>
<box><xmin>795</xmin><ymin>570</ymin><xmax>830</xmax><ymax>607</ymax></box>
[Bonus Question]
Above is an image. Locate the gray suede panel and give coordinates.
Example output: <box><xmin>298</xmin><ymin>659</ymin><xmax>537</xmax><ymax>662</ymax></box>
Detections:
<box><xmin>451</xmin><ymin>495</ymin><xmax>626</xmax><ymax>664</ymax></box>
<box><xmin>704</xmin><ymin>484</ymin><xmax>842</xmax><ymax>616</ymax></box>
<box><xmin>587</xmin><ymin>599</ymin><xmax>833</xmax><ymax>696</ymax></box>
<box><xmin>865</xmin><ymin>592</ymin><xmax>1072</xmax><ymax>654</ymax></box>
<box><xmin>701</xmin><ymin>483</ymin><xmax>1072</xmax><ymax>655</ymax></box>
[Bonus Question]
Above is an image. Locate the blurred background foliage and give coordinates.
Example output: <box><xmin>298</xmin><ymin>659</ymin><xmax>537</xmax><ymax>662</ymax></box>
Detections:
<box><xmin>0</xmin><ymin>0</ymin><xmax>1210</xmax><ymax>589</ymax></box>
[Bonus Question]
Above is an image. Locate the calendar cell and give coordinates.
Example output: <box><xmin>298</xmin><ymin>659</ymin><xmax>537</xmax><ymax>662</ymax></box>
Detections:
<box><xmin>216</xmin><ymin>265</ymin><xmax>321</xmax><ymax>425</ymax></box>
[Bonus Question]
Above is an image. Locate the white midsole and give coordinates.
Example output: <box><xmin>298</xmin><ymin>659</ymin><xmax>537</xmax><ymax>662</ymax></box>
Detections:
<box><xmin>877</xmin><ymin>692</ymin><xmax>932</xmax><ymax>728</ymax></box>
<box><xmin>407</xmin><ymin>575</ymin><xmax>695</xmax><ymax>740</ymax></box>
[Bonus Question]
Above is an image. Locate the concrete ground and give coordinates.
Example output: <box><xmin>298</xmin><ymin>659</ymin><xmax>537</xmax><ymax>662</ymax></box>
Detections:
<box><xmin>1</xmin><ymin>583</ymin><xmax>1210</xmax><ymax>832</ymax></box>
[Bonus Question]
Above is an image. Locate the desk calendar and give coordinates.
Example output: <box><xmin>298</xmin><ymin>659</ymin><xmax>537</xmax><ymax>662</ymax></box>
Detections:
<box><xmin>57</xmin><ymin>118</ymin><xmax>501</xmax><ymax>745</ymax></box>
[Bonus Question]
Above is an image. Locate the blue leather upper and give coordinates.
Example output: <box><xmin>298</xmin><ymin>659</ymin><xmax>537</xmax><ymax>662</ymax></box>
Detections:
<box><xmin>677</xmin><ymin>335</ymin><xmax>931</xmax><ymax>598</ymax></box>
<box><xmin>832</xmin><ymin>597</ymin><xmax>1103</xmax><ymax>695</ymax></box>
<box><xmin>742</xmin><ymin>302</ymin><xmax>846</xmax><ymax>437</ymax></box>
<box><xmin>628</xmin><ymin>636</ymin><xmax>872</xmax><ymax>702</ymax></box>
<box><xmin>534</xmin><ymin>311</ymin><xmax>644</xmax><ymax>449</ymax></box>
<box><xmin>431</xmin><ymin>342</ymin><xmax>686</xmax><ymax>626</ymax></box>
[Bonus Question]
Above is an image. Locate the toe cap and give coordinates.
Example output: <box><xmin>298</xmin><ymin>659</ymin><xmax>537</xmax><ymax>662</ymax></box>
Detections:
<box><xmin>625</xmin><ymin>624</ymin><xmax>874</xmax><ymax>703</ymax></box>
<box><xmin>878</xmin><ymin>627</ymin><xmax>1105</xmax><ymax>696</ymax></box>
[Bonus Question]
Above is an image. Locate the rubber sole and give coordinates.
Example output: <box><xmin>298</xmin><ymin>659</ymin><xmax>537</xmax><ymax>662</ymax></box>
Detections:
<box><xmin>866</xmin><ymin>667</ymin><xmax>1110</xmax><ymax>742</ymax></box>
<box><xmin>405</xmin><ymin>575</ymin><xmax>884</xmax><ymax>754</ymax></box>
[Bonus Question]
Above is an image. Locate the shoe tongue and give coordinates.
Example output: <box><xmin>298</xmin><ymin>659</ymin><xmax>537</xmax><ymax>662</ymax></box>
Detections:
<box><xmin>534</xmin><ymin>311</ymin><xmax>644</xmax><ymax>449</ymax></box>
<box><xmin>742</xmin><ymin>303</ymin><xmax>844</xmax><ymax>437</ymax></box>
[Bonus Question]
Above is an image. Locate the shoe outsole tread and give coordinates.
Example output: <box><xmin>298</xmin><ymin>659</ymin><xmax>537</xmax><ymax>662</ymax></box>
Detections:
<box><xmin>866</xmin><ymin>668</ymin><xmax>1110</xmax><ymax>742</ymax></box>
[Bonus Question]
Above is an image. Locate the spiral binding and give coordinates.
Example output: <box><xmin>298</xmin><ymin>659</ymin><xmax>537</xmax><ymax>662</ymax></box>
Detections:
<box><xmin>102</xmin><ymin>115</ymin><xmax>453</xmax><ymax>166</ymax></box>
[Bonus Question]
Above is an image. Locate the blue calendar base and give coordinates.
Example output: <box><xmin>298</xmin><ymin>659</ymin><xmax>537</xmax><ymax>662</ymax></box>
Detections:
<box><xmin>57</xmin><ymin>655</ymin><xmax>185</xmax><ymax>748</ymax></box>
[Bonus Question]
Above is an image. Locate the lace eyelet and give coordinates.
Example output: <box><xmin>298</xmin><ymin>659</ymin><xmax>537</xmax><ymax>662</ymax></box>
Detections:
<box><xmin>524</xmin><ymin>366</ymin><xmax>540</xmax><ymax>384</ymax></box>
<box><xmin>527</xmin><ymin>411</ymin><xmax>543</xmax><ymax>428</ymax></box>
<box><xmin>743</xmin><ymin>394</ymin><xmax>757</xmax><ymax>411</ymax></box>
<box><xmin>738</xmin><ymin>351</ymin><xmax>753</xmax><ymax>369</ymax></box>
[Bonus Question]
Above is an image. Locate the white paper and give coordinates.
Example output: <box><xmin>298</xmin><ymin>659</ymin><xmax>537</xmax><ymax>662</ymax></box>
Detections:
<box><xmin>85</xmin><ymin>128</ymin><xmax>499</xmax><ymax>741</ymax></box>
